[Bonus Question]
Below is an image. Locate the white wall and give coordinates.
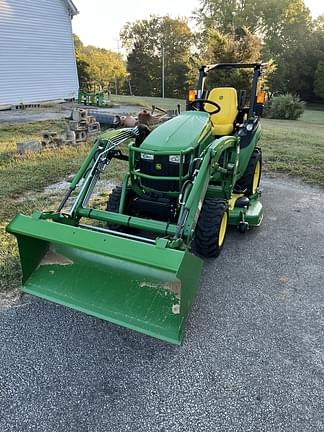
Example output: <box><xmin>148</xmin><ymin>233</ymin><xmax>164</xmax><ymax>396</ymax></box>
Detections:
<box><xmin>0</xmin><ymin>0</ymin><xmax>79</xmax><ymax>106</ymax></box>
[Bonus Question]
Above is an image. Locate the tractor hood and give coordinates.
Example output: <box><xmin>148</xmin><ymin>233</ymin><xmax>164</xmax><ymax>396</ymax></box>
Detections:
<box><xmin>140</xmin><ymin>111</ymin><xmax>211</xmax><ymax>152</ymax></box>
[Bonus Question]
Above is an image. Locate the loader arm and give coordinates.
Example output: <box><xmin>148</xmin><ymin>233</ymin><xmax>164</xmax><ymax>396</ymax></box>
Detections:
<box><xmin>179</xmin><ymin>135</ymin><xmax>239</xmax><ymax>241</ymax></box>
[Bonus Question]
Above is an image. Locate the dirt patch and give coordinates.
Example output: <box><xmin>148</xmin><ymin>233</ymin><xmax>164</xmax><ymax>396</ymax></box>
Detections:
<box><xmin>43</xmin><ymin>180</ymin><xmax>72</xmax><ymax>194</ymax></box>
<box><xmin>17</xmin><ymin>177</ymin><xmax>118</xmax><ymax>204</ymax></box>
<box><xmin>0</xmin><ymin>110</ymin><xmax>71</xmax><ymax>124</ymax></box>
<box><xmin>44</xmin><ymin>178</ymin><xmax>117</xmax><ymax>196</ymax></box>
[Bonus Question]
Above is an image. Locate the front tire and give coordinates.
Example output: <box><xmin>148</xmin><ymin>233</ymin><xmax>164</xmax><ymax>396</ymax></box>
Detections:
<box><xmin>107</xmin><ymin>186</ymin><xmax>123</xmax><ymax>213</ymax></box>
<box><xmin>194</xmin><ymin>199</ymin><xmax>228</xmax><ymax>258</ymax></box>
<box><xmin>106</xmin><ymin>186</ymin><xmax>123</xmax><ymax>231</ymax></box>
<box><xmin>237</xmin><ymin>149</ymin><xmax>262</xmax><ymax>196</ymax></box>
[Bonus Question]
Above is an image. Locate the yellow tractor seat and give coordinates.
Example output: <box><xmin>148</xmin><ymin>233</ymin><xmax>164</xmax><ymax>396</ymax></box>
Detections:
<box><xmin>204</xmin><ymin>87</ymin><xmax>238</xmax><ymax>136</ymax></box>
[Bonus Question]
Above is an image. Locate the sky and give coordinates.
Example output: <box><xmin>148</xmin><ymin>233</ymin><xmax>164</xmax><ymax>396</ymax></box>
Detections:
<box><xmin>72</xmin><ymin>0</ymin><xmax>324</xmax><ymax>51</ymax></box>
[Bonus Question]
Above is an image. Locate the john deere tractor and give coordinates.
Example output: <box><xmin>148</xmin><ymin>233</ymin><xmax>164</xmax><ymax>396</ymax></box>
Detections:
<box><xmin>7</xmin><ymin>63</ymin><xmax>267</xmax><ymax>344</ymax></box>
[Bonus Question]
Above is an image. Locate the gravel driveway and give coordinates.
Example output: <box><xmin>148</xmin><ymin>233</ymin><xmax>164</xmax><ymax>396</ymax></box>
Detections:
<box><xmin>0</xmin><ymin>176</ymin><xmax>323</xmax><ymax>431</ymax></box>
<box><xmin>0</xmin><ymin>105</ymin><xmax>141</xmax><ymax>124</ymax></box>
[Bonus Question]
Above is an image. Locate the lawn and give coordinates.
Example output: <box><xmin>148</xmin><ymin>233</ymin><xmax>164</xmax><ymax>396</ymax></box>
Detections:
<box><xmin>0</xmin><ymin>103</ymin><xmax>324</xmax><ymax>293</ymax></box>
<box><xmin>0</xmin><ymin>120</ymin><xmax>89</xmax><ymax>291</ymax></box>
<box><xmin>299</xmin><ymin>108</ymin><xmax>324</xmax><ymax>124</ymax></box>
<box><xmin>0</xmin><ymin>120</ymin><xmax>128</xmax><ymax>292</ymax></box>
<box><xmin>110</xmin><ymin>94</ymin><xmax>185</xmax><ymax>111</ymax></box>
<box><xmin>261</xmin><ymin>116</ymin><xmax>324</xmax><ymax>185</ymax></box>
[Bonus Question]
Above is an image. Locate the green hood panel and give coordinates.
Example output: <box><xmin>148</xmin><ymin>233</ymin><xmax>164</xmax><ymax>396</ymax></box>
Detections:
<box><xmin>141</xmin><ymin>111</ymin><xmax>211</xmax><ymax>152</ymax></box>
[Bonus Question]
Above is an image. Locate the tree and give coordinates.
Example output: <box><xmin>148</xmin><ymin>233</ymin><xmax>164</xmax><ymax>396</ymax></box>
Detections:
<box><xmin>261</xmin><ymin>0</ymin><xmax>313</xmax><ymax>99</ymax></box>
<box><xmin>314</xmin><ymin>60</ymin><xmax>324</xmax><ymax>99</ymax></box>
<box><xmin>82</xmin><ymin>46</ymin><xmax>127</xmax><ymax>90</ymax></box>
<box><xmin>195</xmin><ymin>0</ymin><xmax>317</xmax><ymax>100</ymax></box>
<box><xmin>199</xmin><ymin>27</ymin><xmax>263</xmax><ymax>91</ymax></box>
<box><xmin>121</xmin><ymin>16</ymin><xmax>194</xmax><ymax>97</ymax></box>
<box><xmin>73</xmin><ymin>35</ymin><xmax>127</xmax><ymax>92</ymax></box>
<box><xmin>73</xmin><ymin>34</ymin><xmax>91</xmax><ymax>89</ymax></box>
<box><xmin>195</xmin><ymin>0</ymin><xmax>263</xmax><ymax>35</ymax></box>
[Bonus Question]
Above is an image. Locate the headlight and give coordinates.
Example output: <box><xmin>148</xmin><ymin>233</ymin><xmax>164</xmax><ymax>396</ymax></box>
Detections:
<box><xmin>141</xmin><ymin>153</ymin><xmax>154</xmax><ymax>160</ymax></box>
<box><xmin>169</xmin><ymin>155</ymin><xmax>181</xmax><ymax>163</ymax></box>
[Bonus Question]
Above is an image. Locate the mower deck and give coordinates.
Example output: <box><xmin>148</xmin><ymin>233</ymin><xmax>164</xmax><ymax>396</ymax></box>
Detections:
<box><xmin>228</xmin><ymin>194</ymin><xmax>263</xmax><ymax>227</ymax></box>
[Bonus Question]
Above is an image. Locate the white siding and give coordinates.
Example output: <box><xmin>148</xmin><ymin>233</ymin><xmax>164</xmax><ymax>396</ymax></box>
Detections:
<box><xmin>0</xmin><ymin>0</ymin><xmax>79</xmax><ymax>106</ymax></box>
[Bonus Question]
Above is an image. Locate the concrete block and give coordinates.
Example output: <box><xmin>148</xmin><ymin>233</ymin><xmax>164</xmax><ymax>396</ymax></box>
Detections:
<box><xmin>88</xmin><ymin>116</ymin><xmax>96</xmax><ymax>124</ymax></box>
<box><xmin>69</xmin><ymin>120</ymin><xmax>80</xmax><ymax>131</ymax></box>
<box><xmin>87</xmin><ymin>122</ymin><xmax>100</xmax><ymax>134</ymax></box>
<box><xmin>42</xmin><ymin>131</ymin><xmax>58</xmax><ymax>140</ymax></box>
<box><xmin>66</xmin><ymin>129</ymin><xmax>76</xmax><ymax>145</ymax></box>
<box><xmin>75</xmin><ymin>130</ymin><xmax>87</xmax><ymax>142</ymax></box>
<box><xmin>79</xmin><ymin>119</ymin><xmax>89</xmax><ymax>127</ymax></box>
<box><xmin>72</xmin><ymin>108</ymin><xmax>88</xmax><ymax>122</ymax></box>
<box><xmin>80</xmin><ymin>109</ymin><xmax>87</xmax><ymax>119</ymax></box>
<box><xmin>17</xmin><ymin>140</ymin><xmax>42</xmax><ymax>155</ymax></box>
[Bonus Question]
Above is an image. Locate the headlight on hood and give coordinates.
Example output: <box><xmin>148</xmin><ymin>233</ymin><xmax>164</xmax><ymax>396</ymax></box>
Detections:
<box><xmin>169</xmin><ymin>155</ymin><xmax>181</xmax><ymax>163</ymax></box>
<box><xmin>140</xmin><ymin>153</ymin><xmax>154</xmax><ymax>160</ymax></box>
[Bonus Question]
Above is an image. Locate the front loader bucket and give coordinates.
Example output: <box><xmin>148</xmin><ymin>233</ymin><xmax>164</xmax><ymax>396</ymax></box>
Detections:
<box><xmin>7</xmin><ymin>214</ymin><xmax>202</xmax><ymax>345</ymax></box>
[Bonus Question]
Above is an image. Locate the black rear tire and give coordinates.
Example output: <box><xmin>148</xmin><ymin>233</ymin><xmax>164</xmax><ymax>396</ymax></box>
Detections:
<box><xmin>106</xmin><ymin>186</ymin><xmax>129</xmax><ymax>231</ymax></box>
<box><xmin>193</xmin><ymin>199</ymin><xmax>228</xmax><ymax>258</ymax></box>
<box><xmin>107</xmin><ymin>186</ymin><xmax>123</xmax><ymax>213</ymax></box>
<box><xmin>236</xmin><ymin>149</ymin><xmax>262</xmax><ymax>196</ymax></box>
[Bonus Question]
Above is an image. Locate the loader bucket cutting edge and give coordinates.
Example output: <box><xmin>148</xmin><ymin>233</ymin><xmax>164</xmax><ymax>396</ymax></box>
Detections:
<box><xmin>6</xmin><ymin>214</ymin><xmax>203</xmax><ymax>345</ymax></box>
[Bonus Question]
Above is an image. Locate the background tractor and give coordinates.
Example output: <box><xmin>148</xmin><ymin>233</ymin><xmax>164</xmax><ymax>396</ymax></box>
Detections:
<box><xmin>7</xmin><ymin>63</ymin><xmax>267</xmax><ymax>344</ymax></box>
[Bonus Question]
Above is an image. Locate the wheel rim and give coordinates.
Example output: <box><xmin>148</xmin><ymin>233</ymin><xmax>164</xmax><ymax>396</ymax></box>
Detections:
<box><xmin>252</xmin><ymin>160</ymin><xmax>261</xmax><ymax>194</ymax></box>
<box><xmin>218</xmin><ymin>212</ymin><xmax>228</xmax><ymax>247</ymax></box>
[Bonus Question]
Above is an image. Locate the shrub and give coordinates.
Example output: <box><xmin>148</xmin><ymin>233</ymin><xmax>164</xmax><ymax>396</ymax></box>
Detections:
<box><xmin>266</xmin><ymin>94</ymin><xmax>305</xmax><ymax>120</ymax></box>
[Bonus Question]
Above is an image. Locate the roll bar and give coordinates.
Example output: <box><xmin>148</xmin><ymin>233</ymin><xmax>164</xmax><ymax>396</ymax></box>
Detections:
<box><xmin>196</xmin><ymin>63</ymin><xmax>268</xmax><ymax>119</ymax></box>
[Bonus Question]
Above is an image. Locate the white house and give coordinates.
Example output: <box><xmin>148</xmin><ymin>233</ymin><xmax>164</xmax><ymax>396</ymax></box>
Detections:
<box><xmin>0</xmin><ymin>0</ymin><xmax>79</xmax><ymax>108</ymax></box>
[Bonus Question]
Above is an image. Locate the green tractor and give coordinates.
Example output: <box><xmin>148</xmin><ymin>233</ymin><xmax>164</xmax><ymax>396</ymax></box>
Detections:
<box><xmin>78</xmin><ymin>81</ymin><xmax>107</xmax><ymax>107</ymax></box>
<box><xmin>7</xmin><ymin>63</ymin><xmax>267</xmax><ymax>344</ymax></box>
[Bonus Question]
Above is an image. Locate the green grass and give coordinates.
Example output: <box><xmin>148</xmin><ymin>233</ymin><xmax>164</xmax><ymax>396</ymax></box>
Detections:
<box><xmin>261</xmin><ymin>117</ymin><xmax>324</xmax><ymax>185</ymax></box>
<box><xmin>0</xmin><ymin>121</ymin><xmax>87</xmax><ymax>291</ymax></box>
<box><xmin>0</xmin><ymin>120</ymin><xmax>66</xmax><ymax>160</ymax></box>
<box><xmin>299</xmin><ymin>109</ymin><xmax>324</xmax><ymax>124</ymax></box>
<box><xmin>305</xmin><ymin>102</ymin><xmax>324</xmax><ymax>111</ymax></box>
<box><xmin>110</xmin><ymin>94</ymin><xmax>185</xmax><ymax>111</ymax></box>
<box><xmin>0</xmin><ymin>120</ymin><xmax>126</xmax><ymax>292</ymax></box>
<box><xmin>0</xmin><ymin>107</ymin><xmax>324</xmax><ymax>293</ymax></box>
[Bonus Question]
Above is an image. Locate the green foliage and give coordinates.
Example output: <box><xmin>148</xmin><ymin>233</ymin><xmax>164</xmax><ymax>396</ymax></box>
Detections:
<box><xmin>73</xmin><ymin>34</ymin><xmax>127</xmax><ymax>91</ymax></box>
<box><xmin>120</xmin><ymin>16</ymin><xmax>194</xmax><ymax>98</ymax></box>
<box><xmin>263</xmin><ymin>0</ymin><xmax>315</xmax><ymax>100</ymax></box>
<box><xmin>196</xmin><ymin>0</ymin><xmax>324</xmax><ymax>101</ymax></box>
<box><xmin>73</xmin><ymin>34</ymin><xmax>91</xmax><ymax>89</ymax></box>
<box><xmin>266</xmin><ymin>94</ymin><xmax>305</xmax><ymax>120</ymax></box>
<box><xmin>82</xmin><ymin>46</ymin><xmax>127</xmax><ymax>90</ymax></box>
<box><xmin>110</xmin><ymin>94</ymin><xmax>185</xmax><ymax>111</ymax></box>
<box><xmin>261</xmin><ymin>116</ymin><xmax>324</xmax><ymax>185</ymax></box>
<box><xmin>195</xmin><ymin>0</ymin><xmax>263</xmax><ymax>34</ymax></box>
<box><xmin>200</xmin><ymin>26</ymin><xmax>262</xmax><ymax>90</ymax></box>
<box><xmin>314</xmin><ymin>60</ymin><xmax>324</xmax><ymax>100</ymax></box>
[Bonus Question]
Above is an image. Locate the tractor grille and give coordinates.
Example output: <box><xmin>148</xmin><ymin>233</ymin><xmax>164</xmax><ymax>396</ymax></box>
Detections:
<box><xmin>138</xmin><ymin>154</ymin><xmax>190</xmax><ymax>192</ymax></box>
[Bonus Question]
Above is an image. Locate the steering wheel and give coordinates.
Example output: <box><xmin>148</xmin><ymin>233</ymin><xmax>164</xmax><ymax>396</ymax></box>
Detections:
<box><xmin>190</xmin><ymin>98</ymin><xmax>221</xmax><ymax>115</ymax></box>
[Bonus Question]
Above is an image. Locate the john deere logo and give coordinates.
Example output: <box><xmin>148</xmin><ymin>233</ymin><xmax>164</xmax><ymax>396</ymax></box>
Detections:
<box><xmin>155</xmin><ymin>163</ymin><xmax>162</xmax><ymax>170</ymax></box>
